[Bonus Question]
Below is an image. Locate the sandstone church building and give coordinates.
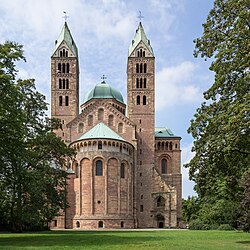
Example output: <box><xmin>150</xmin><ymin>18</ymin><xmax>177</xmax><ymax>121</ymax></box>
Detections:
<box><xmin>51</xmin><ymin>20</ymin><xmax>182</xmax><ymax>229</ymax></box>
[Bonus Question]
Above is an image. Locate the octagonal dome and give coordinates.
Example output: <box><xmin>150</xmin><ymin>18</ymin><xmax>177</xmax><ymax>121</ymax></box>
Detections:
<box><xmin>83</xmin><ymin>80</ymin><xmax>124</xmax><ymax>104</ymax></box>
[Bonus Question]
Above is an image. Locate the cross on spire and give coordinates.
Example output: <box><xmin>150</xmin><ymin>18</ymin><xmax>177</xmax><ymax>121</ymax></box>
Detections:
<box><xmin>137</xmin><ymin>11</ymin><xmax>144</xmax><ymax>22</ymax></box>
<box><xmin>63</xmin><ymin>11</ymin><xmax>69</xmax><ymax>22</ymax></box>
<box><xmin>101</xmin><ymin>75</ymin><xmax>107</xmax><ymax>82</ymax></box>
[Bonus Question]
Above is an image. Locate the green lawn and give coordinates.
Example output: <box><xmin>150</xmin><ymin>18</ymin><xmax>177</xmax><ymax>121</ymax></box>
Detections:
<box><xmin>0</xmin><ymin>230</ymin><xmax>249</xmax><ymax>250</ymax></box>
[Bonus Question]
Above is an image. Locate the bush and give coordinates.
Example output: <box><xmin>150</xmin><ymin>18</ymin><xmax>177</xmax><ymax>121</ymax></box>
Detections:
<box><xmin>217</xmin><ymin>224</ymin><xmax>234</xmax><ymax>231</ymax></box>
<box><xmin>209</xmin><ymin>224</ymin><xmax>219</xmax><ymax>230</ymax></box>
<box><xmin>189</xmin><ymin>219</ymin><xmax>204</xmax><ymax>230</ymax></box>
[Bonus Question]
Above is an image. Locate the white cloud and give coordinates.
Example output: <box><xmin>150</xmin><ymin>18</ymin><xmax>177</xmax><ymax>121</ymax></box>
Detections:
<box><xmin>155</xmin><ymin>61</ymin><xmax>202</xmax><ymax>110</ymax></box>
<box><xmin>181</xmin><ymin>142</ymin><xmax>195</xmax><ymax>180</ymax></box>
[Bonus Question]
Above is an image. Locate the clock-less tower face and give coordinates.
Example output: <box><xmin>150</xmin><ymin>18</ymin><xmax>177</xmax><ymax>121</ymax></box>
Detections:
<box><xmin>51</xmin><ymin>22</ymin><xmax>79</xmax><ymax>139</ymax></box>
<box><xmin>127</xmin><ymin>22</ymin><xmax>155</xmax><ymax>227</ymax></box>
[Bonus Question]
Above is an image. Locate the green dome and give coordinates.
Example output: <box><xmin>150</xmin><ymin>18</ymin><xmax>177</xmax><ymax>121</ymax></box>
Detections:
<box><xmin>84</xmin><ymin>81</ymin><xmax>124</xmax><ymax>104</ymax></box>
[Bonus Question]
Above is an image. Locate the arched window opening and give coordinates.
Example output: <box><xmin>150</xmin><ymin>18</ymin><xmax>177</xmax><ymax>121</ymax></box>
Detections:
<box><xmin>175</xmin><ymin>143</ymin><xmax>178</xmax><ymax>149</ymax></box>
<box><xmin>65</xmin><ymin>51</ymin><xmax>68</xmax><ymax>57</ymax></box>
<box><xmin>78</xmin><ymin>123</ymin><xmax>84</xmax><ymax>133</ymax></box>
<box><xmin>66</xmin><ymin>79</ymin><xmax>69</xmax><ymax>89</ymax></box>
<box><xmin>141</xmin><ymin>194</ymin><xmax>143</xmax><ymax>199</ymax></box>
<box><xmin>170</xmin><ymin>142</ymin><xmax>173</xmax><ymax>150</ymax></box>
<box><xmin>120</xmin><ymin>163</ymin><xmax>125</xmax><ymax>178</ymax></box>
<box><xmin>140</xmin><ymin>63</ymin><xmax>143</xmax><ymax>73</ymax></box>
<box><xmin>60</xmin><ymin>51</ymin><xmax>63</xmax><ymax>57</ymax></box>
<box><xmin>136</xmin><ymin>78</ymin><xmax>139</xmax><ymax>88</ymax></box>
<box><xmin>137</xmin><ymin>51</ymin><xmax>140</xmax><ymax>57</ymax></box>
<box><xmin>88</xmin><ymin>115</ymin><xmax>93</xmax><ymax>126</ymax></box>
<box><xmin>66</xmin><ymin>63</ymin><xmax>70</xmax><ymax>73</ymax></box>
<box><xmin>118</xmin><ymin>123</ymin><xmax>123</xmax><ymax>133</ymax></box>
<box><xmin>59</xmin><ymin>96</ymin><xmax>63</xmax><ymax>106</ymax></box>
<box><xmin>98</xmin><ymin>221</ymin><xmax>104</xmax><ymax>228</ymax></box>
<box><xmin>144</xmin><ymin>78</ymin><xmax>146</xmax><ymax>88</ymax></box>
<box><xmin>108</xmin><ymin>115</ymin><xmax>114</xmax><ymax>126</ymax></box>
<box><xmin>143</xmin><ymin>51</ymin><xmax>145</xmax><ymax>57</ymax></box>
<box><xmin>161</xmin><ymin>159</ymin><xmax>167</xmax><ymax>174</ymax></box>
<box><xmin>65</xmin><ymin>96</ymin><xmax>69</xmax><ymax>106</ymax></box>
<box><xmin>140</xmin><ymin>205</ymin><xmax>144</xmax><ymax>212</ymax></box>
<box><xmin>96</xmin><ymin>160</ymin><xmax>103</xmax><ymax>176</ymax></box>
<box><xmin>157</xmin><ymin>196</ymin><xmax>165</xmax><ymax>207</ymax></box>
<box><xmin>59</xmin><ymin>79</ymin><xmax>62</xmax><ymax>89</ymax></box>
<box><xmin>137</xmin><ymin>95</ymin><xmax>140</xmax><ymax>105</ymax></box>
<box><xmin>75</xmin><ymin>162</ymin><xmax>79</xmax><ymax>178</ymax></box>
<box><xmin>98</xmin><ymin>108</ymin><xmax>104</xmax><ymax>121</ymax></box>
<box><xmin>165</xmin><ymin>142</ymin><xmax>169</xmax><ymax>150</ymax></box>
<box><xmin>98</xmin><ymin>142</ymin><xmax>102</xmax><ymax>150</ymax></box>
<box><xmin>143</xmin><ymin>95</ymin><xmax>146</xmax><ymax>105</ymax></box>
<box><xmin>62</xmin><ymin>63</ymin><xmax>65</xmax><ymax>73</ymax></box>
<box><xmin>144</xmin><ymin>63</ymin><xmax>147</xmax><ymax>73</ymax></box>
<box><xmin>121</xmin><ymin>221</ymin><xmax>124</xmax><ymax>228</ymax></box>
<box><xmin>136</xmin><ymin>63</ymin><xmax>139</xmax><ymax>73</ymax></box>
<box><xmin>140</xmin><ymin>78</ymin><xmax>142</xmax><ymax>88</ymax></box>
<box><xmin>58</xmin><ymin>63</ymin><xmax>61</xmax><ymax>72</ymax></box>
<box><xmin>140</xmin><ymin>49</ymin><xmax>142</xmax><ymax>57</ymax></box>
<box><xmin>76</xmin><ymin>221</ymin><xmax>80</xmax><ymax>228</ymax></box>
<box><xmin>63</xmin><ymin>79</ymin><xmax>66</xmax><ymax>89</ymax></box>
<box><xmin>62</xmin><ymin>49</ymin><xmax>65</xmax><ymax>57</ymax></box>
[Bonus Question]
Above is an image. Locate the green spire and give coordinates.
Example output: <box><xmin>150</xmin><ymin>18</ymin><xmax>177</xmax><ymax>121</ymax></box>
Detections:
<box><xmin>53</xmin><ymin>22</ymin><xmax>78</xmax><ymax>56</ymax></box>
<box><xmin>128</xmin><ymin>22</ymin><xmax>154</xmax><ymax>56</ymax></box>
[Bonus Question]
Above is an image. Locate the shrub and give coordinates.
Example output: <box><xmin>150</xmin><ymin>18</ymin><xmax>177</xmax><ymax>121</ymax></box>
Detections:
<box><xmin>217</xmin><ymin>224</ymin><xmax>233</xmax><ymax>231</ymax></box>
<box><xmin>189</xmin><ymin>219</ymin><xmax>204</xmax><ymax>230</ymax></box>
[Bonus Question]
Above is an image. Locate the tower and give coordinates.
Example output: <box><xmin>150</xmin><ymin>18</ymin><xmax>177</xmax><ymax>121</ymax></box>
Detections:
<box><xmin>51</xmin><ymin>22</ymin><xmax>79</xmax><ymax>139</ymax></box>
<box><xmin>127</xmin><ymin>22</ymin><xmax>155</xmax><ymax>227</ymax></box>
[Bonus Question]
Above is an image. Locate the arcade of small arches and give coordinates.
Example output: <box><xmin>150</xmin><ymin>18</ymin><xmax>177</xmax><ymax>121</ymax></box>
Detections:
<box><xmin>81</xmin><ymin>102</ymin><xmax>126</xmax><ymax>115</ymax></box>
<box><xmin>71</xmin><ymin>139</ymin><xmax>133</xmax><ymax>157</ymax></box>
<box><xmin>136</xmin><ymin>63</ymin><xmax>147</xmax><ymax>73</ymax></box>
<box><xmin>136</xmin><ymin>95</ymin><xmax>147</xmax><ymax>105</ymax></box>
<box><xmin>59</xmin><ymin>48</ymin><xmax>68</xmax><ymax>57</ymax></box>
<box><xmin>57</xmin><ymin>62</ymin><xmax>70</xmax><ymax>73</ymax></box>
<box><xmin>155</xmin><ymin>141</ymin><xmax>179</xmax><ymax>151</ymax></box>
<box><xmin>137</xmin><ymin>48</ymin><xmax>146</xmax><ymax>57</ymax></box>
<box><xmin>136</xmin><ymin>77</ymin><xmax>147</xmax><ymax>88</ymax></box>
<box><xmin>59</xmin><ymin>78</ymin><xmax>69</xmax><ymax>89</ymax></box>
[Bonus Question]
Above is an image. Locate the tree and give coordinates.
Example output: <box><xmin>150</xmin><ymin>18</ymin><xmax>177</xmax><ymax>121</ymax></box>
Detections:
<box><xmin>182</xmin><ymin>196</ymin><xmax>200</xmax><ymax>223</ymax></box>
<box><xmin>238</xmin><ymin>170</ymin><xmax>250</xmax><ymax>232</ymax></box>
<box><xmin>0</xmin><ymin>41</ymin><xmax>75</xmax><ymax>232</ymax></box>
<box><xmin>185</xmin><ymin>0</ymin><xmax>250</xmax><ymax>227</ymax></box>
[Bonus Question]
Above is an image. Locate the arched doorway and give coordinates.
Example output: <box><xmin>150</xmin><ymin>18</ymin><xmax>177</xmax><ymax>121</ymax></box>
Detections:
<box><xmin>156</xmin><ymin>214</ymin><xmax>165</xmax><ymax>228</ymax></box>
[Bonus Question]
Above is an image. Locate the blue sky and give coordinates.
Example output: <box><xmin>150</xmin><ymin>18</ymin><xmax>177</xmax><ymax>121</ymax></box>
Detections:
<box><xmin>0</xmin><ymin>0</ymin><xmax>215</xmax><ymax>198</ymax></box>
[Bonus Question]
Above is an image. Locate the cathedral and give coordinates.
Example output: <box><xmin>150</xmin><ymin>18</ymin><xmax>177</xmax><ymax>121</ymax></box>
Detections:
<box><xmin>50</xmin><ymin>20</ymin><xmax>182</xmax><ymax>229</ymax></box>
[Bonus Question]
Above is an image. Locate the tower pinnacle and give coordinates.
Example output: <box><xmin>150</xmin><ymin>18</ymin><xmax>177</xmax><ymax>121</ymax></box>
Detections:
<box><xmin>137</xmin><ymin>11</ymin><xmax>144</xmax><ymax>22</ymax></box>
<box><xmin>63</xmin><ymin>11</ymin><xmax>69</xmax><ymax>22</ymax></box>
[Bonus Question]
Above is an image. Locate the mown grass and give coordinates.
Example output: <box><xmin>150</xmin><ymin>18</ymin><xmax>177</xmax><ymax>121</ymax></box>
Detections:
<box><xmin>0</xmin><ymin>230</ymin><xmax>249</xmax><ymax>250</ymax></box>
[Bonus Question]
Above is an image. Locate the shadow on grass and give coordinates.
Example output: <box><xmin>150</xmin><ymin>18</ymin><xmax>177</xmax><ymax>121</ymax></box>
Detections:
<box><xmin>0</xmin><ymin>231</ymin><xmax>166</xmax><ymax>249</ymax></box>
<box><xmin>236</xmin><ymin>241</ymin><xmax>250</xmax><ymax>245</ymax></box>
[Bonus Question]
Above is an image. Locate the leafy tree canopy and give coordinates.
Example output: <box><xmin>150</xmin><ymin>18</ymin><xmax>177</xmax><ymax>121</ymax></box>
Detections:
<box><xmin>185</xmin><ymin>0</ymin><xmax>249</xmax><ymax>228</ymax></box>
<box><xmin>0</xmin><ymin>41</ymin><xmax>75</xmax><ymax>232</ymax></box>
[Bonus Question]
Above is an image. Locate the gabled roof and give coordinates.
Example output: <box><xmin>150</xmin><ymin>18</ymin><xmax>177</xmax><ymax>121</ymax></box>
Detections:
<box><xmin>128</xmin><ymin>22</ymin><xmax>154</xmax><ymax>56</ymax></box>
<box><xmin>155</xmin><ymin>127</ymin><xmax>180</xmax><ymax>138</ymax></box>
<box><xmin>77</xmin><ymin>122</ymin><xmax>126</xmax><ymax>142</ymax></box>
<box><xmin>53</xmin><ymin>22</ymin><xmax>78</xmax><ymax>56</ymax></box>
